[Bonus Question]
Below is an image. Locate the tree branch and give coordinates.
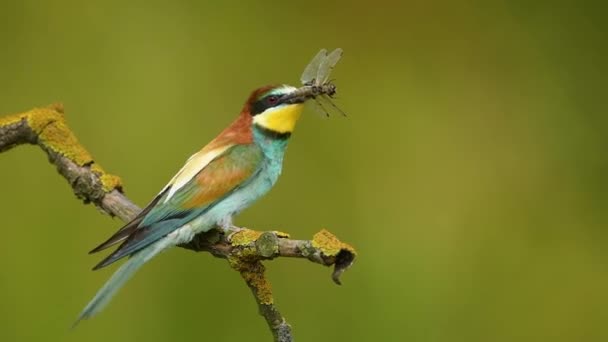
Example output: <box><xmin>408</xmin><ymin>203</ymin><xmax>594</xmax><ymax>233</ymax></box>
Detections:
<box><xmin>0</xmin><ymin>104</ymin><xmax>356</xmax><ymax>342</ymax></box>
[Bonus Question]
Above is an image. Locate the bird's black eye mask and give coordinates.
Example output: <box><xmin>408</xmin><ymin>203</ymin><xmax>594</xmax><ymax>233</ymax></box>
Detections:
<box><xmin>251</xmin><ymin>94</ymin><xmax>282</xmax><ymax>116</ymax></box>
<box><xmin>250</xmin><ymin>93</ymin><xmax>306</xmax><ymax>116</ymax></box>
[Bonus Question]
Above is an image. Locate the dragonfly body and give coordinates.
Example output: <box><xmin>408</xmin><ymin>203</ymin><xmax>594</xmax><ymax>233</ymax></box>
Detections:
<box><xmin>298</xmin><ymin>48</ymin><xmax>346</xmax><ymax>117</ymax></box>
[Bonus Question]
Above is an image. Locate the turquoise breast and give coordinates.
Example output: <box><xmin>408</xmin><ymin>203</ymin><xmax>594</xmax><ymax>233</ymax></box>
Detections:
<box><xmin>191</xmin><ymin>126</ymin><xmax>291</xmax><ymax>233</ymax></box>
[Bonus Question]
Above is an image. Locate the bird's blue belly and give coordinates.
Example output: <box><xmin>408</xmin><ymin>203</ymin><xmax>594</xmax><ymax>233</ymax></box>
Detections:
<box><xmin>185</xmin><ymin>136</ymin><xmax>287</xmax><ymax>236</ymax></box>
<box><xmin>198</xmin><ymin>163</ymin><xmax>281</xmax><ymax>231</ymax></box>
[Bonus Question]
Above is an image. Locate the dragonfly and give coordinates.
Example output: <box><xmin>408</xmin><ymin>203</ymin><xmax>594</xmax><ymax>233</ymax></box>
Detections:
<box><xmin>293</xmin><ymin>48</ymin><xmax>347</xmax><ymax>117</ymax></box>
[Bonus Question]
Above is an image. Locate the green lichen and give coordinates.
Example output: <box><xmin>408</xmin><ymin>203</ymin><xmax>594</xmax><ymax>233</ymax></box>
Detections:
<box><xmin>297</xmin><ymin>243</ymin><xmax>315</xmax><ymax>257</ymax></box>
<box><xmin>312</xmin><ymin>229</ymin><xmax>356</xmax><ymax>257</ymax></box>
<box><xmin>255</xmin><ymin>232</ymin><xmax>279</xmax><ymax>258</ymax></box>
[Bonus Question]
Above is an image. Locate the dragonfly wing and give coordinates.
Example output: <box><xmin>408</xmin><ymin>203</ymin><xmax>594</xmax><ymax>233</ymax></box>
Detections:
<box><xmin>309</xmin><ymin>98</ymin><xmax>330</xmax><ymax>118</ymax></box>
<box><xmin>318</xmin><ymin>94</ymin><xmax>347</xmax><ymax>117</ymax></box>
<box><xmin>301</xmin><ymin>49</ymin><xmax>327</xmax><ymax>85</ymax></box>
<box><xmin>316</xmin><ymin>48</ymin><xmax>343</xmax><ymax>86</ymax></box>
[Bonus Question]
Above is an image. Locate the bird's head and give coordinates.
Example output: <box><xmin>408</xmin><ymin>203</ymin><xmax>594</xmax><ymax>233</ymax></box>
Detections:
<box><xmin>244</xmin><ymin>85</ymin><xmax>308</xmax><ymax>137</ymax></box>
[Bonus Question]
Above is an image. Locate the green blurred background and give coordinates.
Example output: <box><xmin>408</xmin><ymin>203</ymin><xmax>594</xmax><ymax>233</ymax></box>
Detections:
<box><xmin>1</xmin><ymin>1</ymin><xmax>606</xmax><ymax>341</ymax></box>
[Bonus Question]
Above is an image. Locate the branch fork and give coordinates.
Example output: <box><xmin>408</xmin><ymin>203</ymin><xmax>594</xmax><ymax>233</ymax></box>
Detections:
<box><xmin>0</xmin><ymin>104</ymin><xmax>357</xmax><ymax>342</ymax></box>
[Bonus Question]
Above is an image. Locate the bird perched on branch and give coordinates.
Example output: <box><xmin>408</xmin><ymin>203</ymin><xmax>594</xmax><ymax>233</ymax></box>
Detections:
<box><xmin>75</xmin><ymin>84</ymin><xmax>314</xmax><ymax>324</ymax></box>
<box><xmin>75</xmin><ymin>48</ymin><xmax>345</xmax><ymax>325</ymax></box>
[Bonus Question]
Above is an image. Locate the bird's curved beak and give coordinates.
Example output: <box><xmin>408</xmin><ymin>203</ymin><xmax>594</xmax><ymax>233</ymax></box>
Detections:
<box><xmin>281</xmin><ymin>90</ymin><xmax>310</xmax><ymax>105</ymax></box>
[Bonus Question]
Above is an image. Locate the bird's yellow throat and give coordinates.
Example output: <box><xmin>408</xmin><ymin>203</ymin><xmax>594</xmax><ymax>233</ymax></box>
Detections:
<box><xmin>253</xmin><ymin>103</ymin><xmax>304</xmax><ymax>134</ymax></box>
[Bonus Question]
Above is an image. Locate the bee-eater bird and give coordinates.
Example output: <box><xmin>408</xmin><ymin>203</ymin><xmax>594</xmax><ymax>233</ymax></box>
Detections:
<box><xmin>75</xmin><ymin>84</ymin><xmax>310</xmax><ymax>324</ymax></box>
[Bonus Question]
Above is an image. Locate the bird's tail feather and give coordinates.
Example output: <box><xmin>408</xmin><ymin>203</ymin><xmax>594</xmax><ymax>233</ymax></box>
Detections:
<box><xmin>73</xmin><ymin>238</ymin><xmax>173</xmax><ymax>327</ymax></box>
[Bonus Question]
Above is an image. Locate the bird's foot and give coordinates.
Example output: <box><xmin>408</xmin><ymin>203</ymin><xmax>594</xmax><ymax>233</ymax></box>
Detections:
<box><xmin>225</xmin><ymin>226</ymin><xmax>247</xmax><ymax>243</ymax></box>
<box><xmin>218</xmin><ymin>217</ymin><xmax>246</xmax><ymax>241</ymax></box>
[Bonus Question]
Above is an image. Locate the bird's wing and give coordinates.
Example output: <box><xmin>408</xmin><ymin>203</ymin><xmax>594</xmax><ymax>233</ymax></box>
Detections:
<box><xmin>88</xmin><ymin>144</ymin><xmax>233</xmax><ymax>254</ymax></box>
<box><xmin>88</xmin><ymin>189</ymin><xmax>169</xmax><ymax>254</ymax></box>
<box><xmin>90</xmin><ymin>143</ymin><xmax>264</xmax><ymax>269</ymax></box>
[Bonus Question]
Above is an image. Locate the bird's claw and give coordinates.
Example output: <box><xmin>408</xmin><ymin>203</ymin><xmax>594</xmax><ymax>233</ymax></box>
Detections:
<box><xmin>226</xmin><ymin>226</ymin><xmax>246</xmax><ymax>242</ymax></box>
<box><xmin>218</xmin><ymin>219</ymin><xmax>245</xmax><ymax>242</ymax></box>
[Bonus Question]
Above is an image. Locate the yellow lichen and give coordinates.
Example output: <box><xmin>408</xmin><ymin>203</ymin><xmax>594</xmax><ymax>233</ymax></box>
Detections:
<box><xmin>0</xmin><ymin>107</ymin><xmax>94</xmax><ymax>165</ymax></box>
<box><xmin>46</xmin><ymin>103</ymin><xmax>64</xmax><ymax>113</ymax></box>
<box><xmin>243</xmin><ymin>269</ymin><xmax>273</xmax><ymax>304</ymax></box>
<box><xmin>91</xmin><ymin>164</ymin><xmax>123</xmax><ymax>192</ymax></box>
<box><xmin>229</xmin><ymin>258</ymin><xmax>273</xmax><ymax>305</ymax></box>
<box><xmin>230</xmin><ymin>229</ymin><xmax>263</xmax><ymax>246</ymax></box>
<box><xmin>0</xmin><ymin>112</ymin><xmax>25</xmax><ymax>127</ymax></box>
<box><xmin>38</xmin><ymin>119</ymin><xmax>93</xmax><ymax>165</ymax></box>
<box><xmin>17</xmin><ymin>107</ymin><xmax>93</xmax><ymax>166</ymax></box>
<box><xmin>272</xmin><ymin>231</ymin><xmax>290</xmax><ymax>238</ymax></box>
<box><xmin>1</xmin><ymin>106</ymin><xmax>122</xmax><ymax>193</ymax></box>
<box><xmin>312</xmin><ymin>229</ymin><xmax>356</xmax><ymax>257</ymax></box>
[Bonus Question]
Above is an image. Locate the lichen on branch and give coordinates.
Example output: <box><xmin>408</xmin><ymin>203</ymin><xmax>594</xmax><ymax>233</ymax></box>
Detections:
<box><xmin>0</xmin><ymin>104</ymin><xmax>122</xmax><ymax>200</ymax></box>
<box><xmin>0</xmin><ymin>104</ymin><xmax>357</xmax><ymax>342</ymax></box>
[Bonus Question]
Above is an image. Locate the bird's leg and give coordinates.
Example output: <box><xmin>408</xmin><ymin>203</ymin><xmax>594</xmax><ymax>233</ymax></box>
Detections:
<box><xmin>218</xmin><ymin>216</ymin><xmax>245</xmax><ymax>241</ymax></box>
<box><xmin>218</xmin><ymin>216</ymin><xmax>243</xmax><ymax>231</ymax></box>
